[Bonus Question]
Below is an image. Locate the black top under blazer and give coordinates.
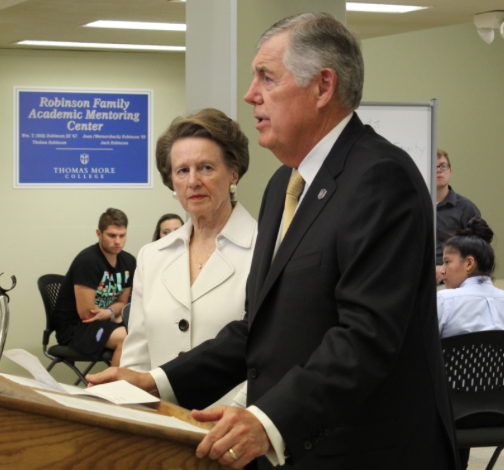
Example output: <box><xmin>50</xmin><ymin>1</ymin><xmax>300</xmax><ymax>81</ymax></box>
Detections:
<box><xmin>161</xmin><ymin>114</ymin><xmax>460</xmax><ymax>470</ymax></box>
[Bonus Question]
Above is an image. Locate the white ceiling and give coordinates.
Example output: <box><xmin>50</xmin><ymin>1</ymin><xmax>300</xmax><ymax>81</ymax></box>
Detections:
<box><xmin>348</xmin><ymin>0</ymin><xmax>504</xmax><ymax>39</ymax></box>
<box><xmin>1</xmin><ymin>0</ymin><xmax>504</xmax><ymax>52</ymax></box>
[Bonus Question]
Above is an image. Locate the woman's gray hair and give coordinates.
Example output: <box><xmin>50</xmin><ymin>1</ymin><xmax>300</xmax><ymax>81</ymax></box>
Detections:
<box><xmin>257</xmin><ymin>12</ymin><xmax>364</xmax><ymax>110</ymax></box>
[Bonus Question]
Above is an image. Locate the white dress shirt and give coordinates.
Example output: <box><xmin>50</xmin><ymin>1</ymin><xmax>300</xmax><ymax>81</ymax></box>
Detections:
<box><xmin>438</xmin><ymin>276</ymin><xmax>504</xmax><ymax>339</ymax></box>
<box><xmin>273</xmin><ymin>113</ymin><xmax>353</xmax><ymax>258</ymax></box>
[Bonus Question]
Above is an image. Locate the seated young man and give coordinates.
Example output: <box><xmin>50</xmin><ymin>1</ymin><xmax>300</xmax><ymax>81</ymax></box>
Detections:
<box><xmin>53</xmin><ymin>208</ymin><xmax>136</xmax><ymax>367</ymax></box>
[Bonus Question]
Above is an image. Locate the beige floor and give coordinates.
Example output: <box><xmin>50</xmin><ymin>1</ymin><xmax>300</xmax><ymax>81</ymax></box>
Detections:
<box><xmin>469</xmin><ymin>448</ymin><xmax>504</xmax><ymax>470</ymax></box>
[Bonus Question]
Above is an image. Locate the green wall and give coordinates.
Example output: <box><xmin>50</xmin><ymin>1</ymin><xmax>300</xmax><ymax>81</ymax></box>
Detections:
<box><xmin>0</xmin><ymin>49</ymin><xmax>186</xmax><ymax>382</ymax></box>
<box><xmin>362</xmin><ymin>22</ymin><xmax>504</xmax><ymax>277</ymax></box>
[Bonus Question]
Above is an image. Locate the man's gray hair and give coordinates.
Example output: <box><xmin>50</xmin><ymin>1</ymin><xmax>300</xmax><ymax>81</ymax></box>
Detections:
<box><xmin>257</xmin><ymin>12</ymin><xmax>364</xmax><ymax>110</ymax></box>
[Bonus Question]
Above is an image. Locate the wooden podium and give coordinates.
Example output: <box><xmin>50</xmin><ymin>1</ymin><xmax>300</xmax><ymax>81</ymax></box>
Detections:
<box><xmin>0</xmin><ymin>375</ymin><xmax>225</xmax><ymax>469</ymax></box>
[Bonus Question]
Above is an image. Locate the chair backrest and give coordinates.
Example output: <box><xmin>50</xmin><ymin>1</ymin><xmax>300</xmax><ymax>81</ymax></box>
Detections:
<box><xmin>442</xmin><ymin>331</ymin><xmax>504</xmax><ymax>427</ymax></box>
<box><xmin>121</xmin><ymin>302</ymin><xmax>131</xmax><ymax>333</ymax></box>
<box><xmin>442</xmin><ymin>331</ymin><xmax>504</xmax><ymax>392</ymax></box>
<box><xmin>37</xmin><ymin>274</ymin><xmax>65</xmax><ymax>333</ymax></box>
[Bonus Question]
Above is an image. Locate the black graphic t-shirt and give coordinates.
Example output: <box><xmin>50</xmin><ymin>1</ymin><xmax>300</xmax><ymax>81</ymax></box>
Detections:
<box><xmin>53</xmin><ymin>243</ymin><xmax>136</xmax><ymax>334</ymax></box>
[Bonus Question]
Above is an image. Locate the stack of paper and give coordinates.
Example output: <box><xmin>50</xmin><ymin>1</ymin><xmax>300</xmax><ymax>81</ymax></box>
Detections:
<box><xmin>3</xmin><ymin>349</ymin><xmax>159</xmax><ymax>404</ymax></box>
<box><xmin>1</xmin><ymin>349</ymin><xmax>208</xmax><ymax>434</ymax></box>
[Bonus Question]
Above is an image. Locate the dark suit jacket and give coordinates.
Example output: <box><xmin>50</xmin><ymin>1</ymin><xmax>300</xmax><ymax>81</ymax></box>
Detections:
<box><xmin>161</xmin><ymin>114</ymin><xmax>459</xmax><ymax>470</ymax></box>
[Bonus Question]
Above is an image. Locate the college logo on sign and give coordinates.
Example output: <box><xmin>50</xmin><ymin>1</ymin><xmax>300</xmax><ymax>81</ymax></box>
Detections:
<box><xmin>80</xmin><ymin>153</ymin><xmax>89</xmax><ymax>165</ymax></box>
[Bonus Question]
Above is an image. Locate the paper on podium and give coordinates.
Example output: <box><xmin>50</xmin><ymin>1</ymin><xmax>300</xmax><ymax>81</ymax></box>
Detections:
<box><xmin>64</xmin><ymin>380</ymin><xmax>161</xmax><ymax>405</ymax></box>
<box><xmin>3</xmin><ymin>349</ymin><xmax>160</xmax><ymax>405</ymax></box>
<box><xmin>4</xmin><ymin>349</ymin><xmax>66</xmax><ymax>393</ymax></box>
<box><xmin>0</xmin><ymin>372</ymin><xmax>60</xmax><ymax>392</ymax></box>
<box><xmin>36</xmin><ymin>391</ymin><xmax>208</xmax><ymax>435</ymax></box>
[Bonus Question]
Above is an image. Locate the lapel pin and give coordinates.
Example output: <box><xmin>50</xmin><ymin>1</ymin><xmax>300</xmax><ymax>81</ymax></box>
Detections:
<box><xmin>318</xmin><ymin>189</ymin><xmax>327</xmax><ymax>200</ymax></box>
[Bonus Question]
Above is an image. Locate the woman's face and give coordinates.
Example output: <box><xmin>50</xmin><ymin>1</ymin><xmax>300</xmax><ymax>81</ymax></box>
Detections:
<box><xmin>170</xmin><ymin>137</ymin><xmax>238</xmax><ymax>220</ymax></box>
<box><xmin>159</xmin><ymin>218</ymin><xmax>183</xmax><ymax>238</ymax></box>
<box><xmin>441</xmin><ymin>249</ymin><xmax>472</xmax><ymax>289</ymax></box>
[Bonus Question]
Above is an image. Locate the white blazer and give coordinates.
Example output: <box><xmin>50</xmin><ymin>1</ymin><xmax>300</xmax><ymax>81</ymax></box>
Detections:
<box><xmin>121</xmin><ymin>203</ymin><xmax>257</xmax><ymax>406</ymax></box>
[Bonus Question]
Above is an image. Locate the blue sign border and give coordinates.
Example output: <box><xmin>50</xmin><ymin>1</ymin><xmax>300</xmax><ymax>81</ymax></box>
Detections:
<box><xmin>14</xmin><ymin>87</ymin><xmax>153</xmax><ymax>188</ymax></box>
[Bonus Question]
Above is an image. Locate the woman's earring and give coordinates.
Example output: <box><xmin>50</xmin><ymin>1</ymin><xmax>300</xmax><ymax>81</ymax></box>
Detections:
<box><xmin>230</xmin><ymin>184</ymin><xmax>237</xmax><ymax>202</ymax></box>
<box><xmin>172</xmin><ymin>191</ymin><xmax>179</xmax><ymax>201</ymax></box>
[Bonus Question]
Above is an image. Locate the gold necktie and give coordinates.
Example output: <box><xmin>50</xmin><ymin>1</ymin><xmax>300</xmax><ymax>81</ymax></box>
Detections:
<box><xmin>281</xmin><ymin>169</ymin><xmax>305</xmax><ymax>241</ymax></box>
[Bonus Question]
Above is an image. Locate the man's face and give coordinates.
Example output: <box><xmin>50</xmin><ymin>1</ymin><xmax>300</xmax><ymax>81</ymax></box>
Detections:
<box><xmin>243</xmin><ymin>32</ymin><xmax>320</xmax><ymax>167</ymax></box>
<box><xmin>436</xmin><ymin>155</ymin><xmax>452</xmax><ymax>189</ymax></box>
<box><xmin>97</xmin><ymin>224</ymin><xmax>127</xmax><ymax>255</ymax></box>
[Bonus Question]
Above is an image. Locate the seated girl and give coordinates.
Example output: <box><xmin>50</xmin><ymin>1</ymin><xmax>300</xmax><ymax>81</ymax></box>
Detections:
<box><xmin>438</xmin><ymin>217</ymin><xmax>504</xmax><ymax>339</ymax></box>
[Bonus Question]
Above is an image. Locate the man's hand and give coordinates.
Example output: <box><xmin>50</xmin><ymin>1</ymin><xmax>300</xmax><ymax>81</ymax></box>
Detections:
<box><xmin>192</xmin><ymin>406</ymin><xmax>270</xmax><ymax>469</ymax></box>
<box><xmin>436</xmin><ymin>265</ymin><xmax>445</xmax><ymax>284</ymax></box>
<box><xmin>86</xmin><ymin>367</ymin><xmax>160</xmax><ymax>396</ymax></box>
<box><xmin>82</xmin><ymin>307</ymin><xmax>111</xmax><ymax>323</ymax></box>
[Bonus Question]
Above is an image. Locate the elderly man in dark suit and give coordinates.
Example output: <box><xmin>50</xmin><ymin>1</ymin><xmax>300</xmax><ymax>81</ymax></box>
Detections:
<box><xmin>88</xmin><ymin>12</ymin><xmax>459</xmax><ymax>470</ymax></box>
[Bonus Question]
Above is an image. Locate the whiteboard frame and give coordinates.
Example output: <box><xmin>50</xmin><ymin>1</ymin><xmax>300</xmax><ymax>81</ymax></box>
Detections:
<box><xmin>358</xmin><ymin>99</ymin><xmax>438</xmax><ymax>212</ymax></box>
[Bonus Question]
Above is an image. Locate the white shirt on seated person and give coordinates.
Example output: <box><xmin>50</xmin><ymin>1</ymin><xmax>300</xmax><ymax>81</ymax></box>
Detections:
<box><xmin>438</xmin><ymin>275</ymin><xmax>504</xmax><ymax>339</ymax></box>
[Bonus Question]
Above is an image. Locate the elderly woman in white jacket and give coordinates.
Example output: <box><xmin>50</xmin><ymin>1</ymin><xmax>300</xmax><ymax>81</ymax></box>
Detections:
<box><xmin>120</xmin><ymin>109</ymin><xmax>256</xmax><ymax>407</ymax></box>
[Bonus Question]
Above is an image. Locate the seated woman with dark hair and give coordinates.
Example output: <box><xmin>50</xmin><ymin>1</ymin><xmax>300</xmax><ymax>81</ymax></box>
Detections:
<box><xmin>152</xmin><ymin>213</ymin><xmax>184</xmax><ymax>241</ymax></box>
<box><xmin>438</xmin><ymin>218</ymin><xmax>504</xmax><ymax>468</ymax></box>
<box><xmin>438</xmin><ymin>217</ymin><xmax>504</xmax><ymax>339</ymax></box>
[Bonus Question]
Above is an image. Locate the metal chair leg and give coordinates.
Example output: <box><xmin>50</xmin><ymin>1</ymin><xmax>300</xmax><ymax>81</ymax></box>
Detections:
<box><xmin>61</xmin><ymin>360</ymin><xmax>88</xmax><ymax>386</ymax></box>
<box><xmin>46</xmin><ymin>358</ymin><xmax>61</xmax><ymax>372</ymax></box>
<box><xmin>45</xmin><ymin>354</ymin><xmax>111</xmax><ymax>386</ymax></box>
<box><xmin>485</xmin><ymin>446</ymin><xmax>504</xmax><ymax>470</ymax></box>
<box><xmin>79</xmin><ymin>361</ymin><xmax>99</xmax><ymax>379</ymax></box>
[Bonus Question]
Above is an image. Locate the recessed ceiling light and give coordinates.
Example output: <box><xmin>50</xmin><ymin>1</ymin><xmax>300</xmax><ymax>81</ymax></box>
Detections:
<box><xmin>16</xmin><ymin>40</ymin><xmax>185</xmax><ymax>52</ymax></box>
<box><xmin>84</xmin><ymin>20</ymin><xmax>186</xmax><ymax>31</ymax></box>
<box><xmin>347</xmin><ymin>3</ymin><xmax>428</xmax><ymax>13</ymax></box>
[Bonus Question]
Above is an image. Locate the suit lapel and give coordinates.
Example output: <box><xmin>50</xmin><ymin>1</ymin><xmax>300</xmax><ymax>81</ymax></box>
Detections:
<box><xmin>249</xmin><ymin>169</ymin><xmax>289</xmax><ymax>310</ymax></box>
<box><xmin>161</xmin><ymin>246</ymin><xmax>191</xmax><ymax>310</ymax></box>
<box><xmin>161</xmin><ymin>202</ymin><xmax>256</xmax><ymax>307</ymax></box>
<box><xmin>191</xmin><ymin>250</ymin><xmax>234</xmax><ymax>302</ymax></box>
<box><xmin>159</xmin><ymin>225</ymin><xmax>192</xmax><ymax>310</ymax></box>
<box><xmin>251</xmin><ymin>113</ymin><xmax>369</xmax><ymax>321</ymax></box>
<box><xmin>253</xmin><ymin>169</ymin><xmax>337</xmax><ymax>318</ymax></box>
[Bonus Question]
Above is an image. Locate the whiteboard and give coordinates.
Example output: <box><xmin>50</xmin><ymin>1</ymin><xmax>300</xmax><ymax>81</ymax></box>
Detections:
<box><xmin>356</xmin><ymin>101</ymin><xmax>437</xmax><ymax>201</ymax></box>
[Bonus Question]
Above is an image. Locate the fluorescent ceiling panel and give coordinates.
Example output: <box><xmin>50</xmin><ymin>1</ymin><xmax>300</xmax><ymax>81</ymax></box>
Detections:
<box><xmin>347</xmin><ymin>3</ymin><xmax>428</xmax><ymax>13</ymax></box>
<box><xmin>84</xmin><ymin>20</ymin><xmax>186</xmax><ymax>31</ymax></box>
<box><xmin>16</xmin><ymin>40</ymin><xmax>185</xmax><ymax>51</ymax></box>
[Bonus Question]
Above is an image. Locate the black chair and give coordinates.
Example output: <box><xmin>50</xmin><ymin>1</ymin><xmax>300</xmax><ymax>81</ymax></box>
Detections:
<box><xmin>121</xmin><ymin>302</ymin><xmax>131</xmax><ymax>333</ymax></box>
<box><xmin>38</xmin><ymin>274</ymin><xmax>113</xmax><ymax>386</ymax></box>
<box><xmin>442</xmin><ymin>331</ymin><xmax>504</xmax><ymax>470</ymax></box>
